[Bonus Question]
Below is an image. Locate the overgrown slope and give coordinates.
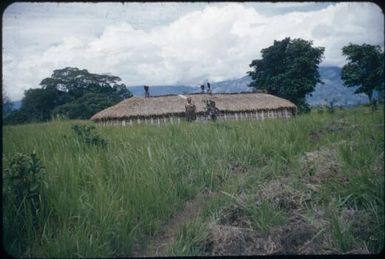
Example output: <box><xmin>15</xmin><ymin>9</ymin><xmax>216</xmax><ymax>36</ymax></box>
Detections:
<box><xmin>2</xmin><ymin>106</ymin><xmax>383</xmax><ymax>257</ymax></box>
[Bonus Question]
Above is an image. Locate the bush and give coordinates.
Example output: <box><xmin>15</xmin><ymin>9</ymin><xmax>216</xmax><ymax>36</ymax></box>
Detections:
<box><xmin>4</xmin><ymin>152</ymin><xmax>44</xmax><ymax>212</ymax></box>
<box><xmin>3</xmin><ymin>152</ymin><xmax>46</xmax><ymax>236</ymax></box>
<box><xmin>72</xmin><ymin>124</ymin><xmax>107</xmax><ymax>148</ymax></box>
<box><xmin>297</xmin><ymin>102</ymin><xmax>311</xmax><ymax>114</ymax></box>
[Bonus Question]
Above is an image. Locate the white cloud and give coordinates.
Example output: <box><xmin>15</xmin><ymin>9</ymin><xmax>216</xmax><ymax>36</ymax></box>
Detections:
<box><xmin>2</xmin><ymin>2</ymin><xmax>383</xmax><ymax>100</ymax></box>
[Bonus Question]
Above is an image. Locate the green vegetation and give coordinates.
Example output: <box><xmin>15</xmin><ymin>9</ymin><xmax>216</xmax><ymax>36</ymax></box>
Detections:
<box><xmin>248</xmin><ymin>37</ymin><xmax>325</xmax><ymax>112</ymax></box>
<box><xmin>3</xmin><ymin>152</ymin><xmax>46</xmax><ymax>254</ymax></box>
<box><xmin>4</xmin><ymin>67</ymin><xmax>132</xmax><ymax>124</ymax></box>
<box><xmin>2</xmin><ymin>106</ymin><xmax>384</xmax><ymax>257</ymax></box>
<box><xmin>71</xmin><ymin>124</ymin><xmax>108</xmax><ymax>148</ymax></box>
<box><xmin>169</xmin><ymin>219</ymin><xmax>209</xmax><ymax>256</ymax></box>
<box><xmin>341</xmin><ymin>43</ymin><xmax>384</xmax><ymax>105</ymax></box>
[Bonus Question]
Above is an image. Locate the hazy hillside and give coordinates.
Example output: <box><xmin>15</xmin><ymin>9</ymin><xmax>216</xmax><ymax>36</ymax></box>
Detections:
<box><xmin>211</xmin><ymin>76</ymin><xmax>253</xmax><ymax>93</ymax></box>
<box><xmin>126</xmin><ymin>66</ymin><xmax>369</xmax><ymax>107</ymax></box>
<box><xmin>307</xmin><ymin>66</ymin><xmax>369</xmax><ymax>106</ymax></box>
<box><xmin>128</xmin><ymin>85</ymin><xmax>200</xmax><ymax>96</ymax></box>
<box><xmin>7</xmin><ymin>100</ymin><xmax>22</xmax><ymax>111</ymax></box>
<box><xmin>210</xmin><ymin>66</ymin><xmax>369</xmax><ymax>106</ymax></box>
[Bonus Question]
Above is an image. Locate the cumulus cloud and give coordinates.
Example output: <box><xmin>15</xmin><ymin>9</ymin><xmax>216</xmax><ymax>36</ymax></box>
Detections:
<box><xmin>2</xmin><ymin>2</ymin><xmax>383</xmax><ymax>100</ymax></box>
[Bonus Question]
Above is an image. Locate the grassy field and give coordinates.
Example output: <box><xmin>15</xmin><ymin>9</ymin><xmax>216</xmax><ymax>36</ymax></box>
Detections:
<box><xmin>2</xmin><ymin>106</ymin><xmax>384</xmax><ymax>257</ymax></box>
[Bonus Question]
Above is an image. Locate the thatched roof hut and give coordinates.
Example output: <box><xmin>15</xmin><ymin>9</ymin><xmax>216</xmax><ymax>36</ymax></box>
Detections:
<box><xmin>90</xmin><ymin>92</ymin><xmax>297</xmax><ymax>125</ymax></box>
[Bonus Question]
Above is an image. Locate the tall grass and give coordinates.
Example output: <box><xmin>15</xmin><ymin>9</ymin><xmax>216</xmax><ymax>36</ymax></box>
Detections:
<box><xmin>2</xmin><ymin>106</ymin><xmax>383</xmax><ymax>257</ymax></box>
<box><xmin>169</xmin><ymin>219</ymin><xmax>209</xmax><ymax>256</ymax></box>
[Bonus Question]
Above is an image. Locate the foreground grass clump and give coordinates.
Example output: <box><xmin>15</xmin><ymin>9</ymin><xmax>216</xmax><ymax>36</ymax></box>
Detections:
<box><xmin>170</xmin><ymin>106</ymin><xmax>384</xmax><ymax>256</ymax></box>
<box><xmin>2</xmin><ymin>106</ymin><xmax>384</xmax><ymax>257</ymax></box>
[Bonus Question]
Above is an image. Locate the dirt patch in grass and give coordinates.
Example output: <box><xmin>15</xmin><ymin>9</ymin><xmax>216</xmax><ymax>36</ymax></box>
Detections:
<box><xmin>271</xmin><ymin>213</ymin><xmax>321</xmax><ymax>255</ymax></box>
<box><xmin>204</xmin><ymin>224</ymin><xmax>277</xmax><ymax>255</ymax></box>
<box><xmin>300</xmin><ymin>146</ymin><xmax>342</xmax><ymax>185</ymax></box>
<box><xmin>218</xmin><ymin>202</ymin><xmax>253</xmax><ymax>229</ymax></box>
<box><xmin>205</xmin><ymin>213</ymin><xmax>325</xmax><ymax>255</ymax></box>
<box><xmin>204</xmin><ymin>140</ymin><xmax>382</xmax><ymax>256</ymax></box>
<box><xmin>258</xmin><ymin>178</ymin><xmax>308</xmax><ymax>210</ymax></box>
<box><xmin>131</xmin><ymin>189</ymin><xmax>214</xmax><ymax>257</ymax></box>
<box><xmin>204</xmin><ymin>164</ymin><xmax>355</xmax><ymax>256</ymax></box>
<box><xmin>206</xmin><ymin>183</ymin><xmax>324</xmax><ymax>255</ymax></box>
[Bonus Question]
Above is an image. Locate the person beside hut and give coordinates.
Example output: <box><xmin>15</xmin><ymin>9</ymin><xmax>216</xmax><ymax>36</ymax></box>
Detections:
<box><xmin>205</xmin><ymin>99</ymin><xmax>219</xmax><ymax>121</ymax></box>
<box><xmin>185</xmin><ymin>97</ymin><xmax>197</xmax><ymax>122</ymax></box>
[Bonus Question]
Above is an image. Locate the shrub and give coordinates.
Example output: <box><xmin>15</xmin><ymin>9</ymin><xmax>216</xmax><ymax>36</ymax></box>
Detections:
<box><xmin>297</xmin><ymin>102</ymin><xmax>311</xmax><ymax>114</ymax></box>
<box><xmin>72</xmin><ymin>124</ymin><xmax>107</xmax><ymax>148</ymax></box>
<box><xmin>3</xmin><ymin>152</ymin><xmax>47</xmax><ymax>256</ymax></box>
<box><xmin>4</xmin><ymin>152</ymin><xmax>44</xmax><ymax>213</ymax></box>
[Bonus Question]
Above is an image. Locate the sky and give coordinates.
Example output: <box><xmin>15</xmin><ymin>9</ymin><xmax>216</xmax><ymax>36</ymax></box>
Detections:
<box><xmin>2</xmin><ymin>2</ymin><xmax>384</xmax><ymax>101</ymax></box>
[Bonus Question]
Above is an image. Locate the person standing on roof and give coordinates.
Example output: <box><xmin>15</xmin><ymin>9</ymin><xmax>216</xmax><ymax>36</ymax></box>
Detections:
<box><xmin>207</xmin><ymin>82</ymin><xmax>212</xmax><ymax>94</ymax></box>
<box><xmin>144</xmin><ymin>85</ymin><xmax>150</xmax><ymax>97</ymax></box>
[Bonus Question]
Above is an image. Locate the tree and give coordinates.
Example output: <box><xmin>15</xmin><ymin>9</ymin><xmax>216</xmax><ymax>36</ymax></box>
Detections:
<box><xmin>3</xmin><ymin>109</ymin><xmax>28</xmax><ymax>124</ymax></box>
<box><xmin>341</xmin><ymin>43</ymin><xmax>384</xmax><ymax>104</ymax></box>
<box><xmin>23</xmin><ymin>87</ymin><xmax>68</xmax><ymax>122</ymax></box>
<box><xmin>248</xmin><ymin>37</ymin><xmax>325</xmax><ymax>112</ymax></box>
<box><xmin>3</xmin><ymin>87</ymin><xmax>66</xmax><ymax>123</ymax></box>
<box><xmin>52</xmin><ymin>92</ymin><xmax>123</xmax><ymax>119</ymax></box>
<box><xmin>40</xmin><ymin>67</ymin><xmax>131</xmax><ymax>99</ymax></box>
<box><xmin>5</xmin><ymin>67</ymin><xmax>132</xmax><ymax>124</ymax></box>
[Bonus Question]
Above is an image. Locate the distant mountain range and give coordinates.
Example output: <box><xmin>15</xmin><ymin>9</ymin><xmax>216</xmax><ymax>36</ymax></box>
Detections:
<box><xmin>127</xmin><ymin>76</ymin><xmax>254</xmax><ymax>97</ymax></box>
<box><xmin>307</xmin><ymin>66</ymin><xmax>368</xmax><ymax>106</ymax></box>
<box><xmin>10</xmin><ymin>100</ymin><xmax>22</xmax><ymax>110</ymax></box>
<box><xmin>9</xmin><ymin>66</ymin><xmax>369</xmax><ymax>110</ymax></box>
<box><xmin>128</xmin><ymin>66</ymin><xmax>369</xmax><ymax>107</ymax></box>
<box><xmin>128</xmin><ymin>85</ymin><xmax>199</xmax><ymax>96</ymax></box>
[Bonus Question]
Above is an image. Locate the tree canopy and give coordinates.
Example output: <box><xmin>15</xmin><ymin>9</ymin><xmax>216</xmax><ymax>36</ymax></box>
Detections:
<box><xmin>5</xmin><ymin>67</ymin><xmax>132</xmax><ymax>124</ymax></box>
<box><xmin>247</xmin><ymin>37</ymin><xmax>325</xmax><ymax>112</ymax></box>
<box><xmin>341</xmin><ymin>43</ymin><xmax>384</xmax><ymax>103</ymax></box>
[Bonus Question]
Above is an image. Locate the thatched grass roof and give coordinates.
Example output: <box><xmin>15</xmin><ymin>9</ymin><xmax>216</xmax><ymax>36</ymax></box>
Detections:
<box><xmin>90</xmin><ymin>92</ymin><xmax>297</xmax><ymax>121</ymax></box>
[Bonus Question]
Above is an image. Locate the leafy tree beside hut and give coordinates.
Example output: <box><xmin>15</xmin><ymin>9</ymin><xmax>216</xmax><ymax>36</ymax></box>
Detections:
<box><xmin>247</xmin><ymin>37</ymin><xmax>325</xmax><ymax>113</ymax></box>
<box><xmin>341</xmin><ymin>43</ymin><xmax>384</xmax><ymax>107</ymax></box>
<box><xmin>5</xmin><ymin>67</ymin><xmax>132</xmax><ymax>124</ymax></box>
